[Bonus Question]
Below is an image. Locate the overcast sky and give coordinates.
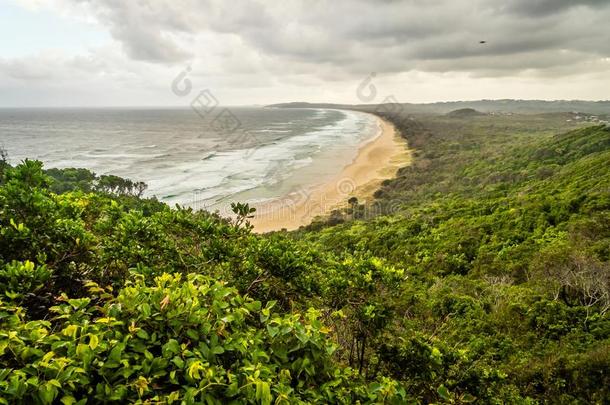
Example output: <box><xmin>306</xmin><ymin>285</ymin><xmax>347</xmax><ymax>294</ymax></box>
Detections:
<box><xmin>1</xmin><ymin>0</ymin><xmax>609</xmax><ymax>107</ymax></box>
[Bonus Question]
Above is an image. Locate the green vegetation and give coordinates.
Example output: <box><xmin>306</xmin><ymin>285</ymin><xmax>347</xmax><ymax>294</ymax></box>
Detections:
<box><xmin>445</xmin><ymin>108</ymin><xmax>485</xmax><ymax>117</ymax></box>
<box><xmin>44</xmin><ymin>167</ymin><xmax>148</xmax><ymax>197</ymax></box>
<box><xmin>0</xmin><ymin>111</ymin><xmax>608</xmax><ymax>403</ymax></box>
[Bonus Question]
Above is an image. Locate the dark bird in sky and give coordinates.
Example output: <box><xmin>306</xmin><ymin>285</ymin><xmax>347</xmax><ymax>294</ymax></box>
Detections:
<box><xmin>480</xmin><ymin>40</ymin><xmax>487</xmax><ymax>44</ymax></box>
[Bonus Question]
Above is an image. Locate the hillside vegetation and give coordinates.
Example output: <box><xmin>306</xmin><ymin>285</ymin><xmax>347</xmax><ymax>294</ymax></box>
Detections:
<box><xmin>445</xmin><ymin>108</ymin><xmax>485</xmax><ymax>117</ymax></box>
<box><xmin>269</xmin><ymin>100</ymin><xmax>610</xmax><ymax>115</ymax></box>
<box><xmin>0</xmin><ymin>112</ymin><xmax>608</xmax><ymax>403</ymax></box>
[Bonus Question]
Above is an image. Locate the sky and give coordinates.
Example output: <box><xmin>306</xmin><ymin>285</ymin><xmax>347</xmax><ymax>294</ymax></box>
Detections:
<box><xmin>0</xmin><ymin>0</ymin><xmax>609</xmax><ymax>107</ymax></box>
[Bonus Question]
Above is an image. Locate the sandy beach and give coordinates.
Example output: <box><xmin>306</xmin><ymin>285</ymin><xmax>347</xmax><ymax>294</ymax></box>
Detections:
<box><xmin>249</xmin><ymin>113</ymin><xmax>411</xmax><ymax>232</ymax></box>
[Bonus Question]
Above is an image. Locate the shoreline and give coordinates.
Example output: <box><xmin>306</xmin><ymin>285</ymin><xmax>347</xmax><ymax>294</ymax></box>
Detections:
<box><xmin>249</xmin><ymin>113</ymin><xmax>411</xmax><ymax>232</ymax></box>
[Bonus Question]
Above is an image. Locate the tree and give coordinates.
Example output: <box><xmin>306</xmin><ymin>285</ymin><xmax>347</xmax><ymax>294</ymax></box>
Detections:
<box><xmin>0</xmin><ymin>147</ymin><xmax>9</xmax><ymax>180</ymax></box>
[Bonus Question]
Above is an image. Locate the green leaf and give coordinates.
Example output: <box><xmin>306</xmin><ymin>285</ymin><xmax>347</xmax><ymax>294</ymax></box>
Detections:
<box><xmin>75</xmin><ymin>343</ymin><xmax>93</xmax><ymax>366</ymax></box>
<box><xmin>171</xmin><ymin>356</ymin><xmax>185</xmax><ymax>368</ymax></box>
<box><xmin>245</xmin><ymin>301</ymin><xmax>262</xmax><ymax>312</ymax></box>
<box><xmin>89</xmin><ymin>334</ymin><xmax>99</xmax><ymax>350</ymax></box>
<box><xmin>162</xmin><ymin>339</ymin><xmax>180</xmax><ymax>358</ymax></box>
<box><xmin>38</xmin><ymin>381</ymin><xmax>59</xmax><ymax>405</ymax></box>
<box><xmin>140</xmin><ymin>303</ymin><xmax>151</xmax><ymax>317</ymax></box>
<box><xmin>186</xmin><ymin>329</ymin><xmax>199</xmax><ymax>341</ymax></box>
<box><xmin>461</xmin><ymin>393</ymin><xmax>477</xmax><ymax>403</ymax></box>
<box><xmin>437</xmin><ymin>385</ymin><xmax>451</xmax><ymax>401</ymax></box>
<box><xmin>106</xmin><ymin>343</ymin><xmax>125</xmax><ymax>368</ymax></box>
<box><xmin>267</xmin><ymin>325</ymin><xmax>279</xmax><ymax>337</ymax></box>
<box><xmin>188</xmin><ymin>361</ymin><xmax>204</xmax><ymax>380</ymax></box>
<box><xmin>62</xmin><ymin>324</ymin><xmax>79</xmax><ymax>338</ymax></box>
<box><xmin>136</xmin><ymin>329</ymin><xmax>150</xmax><ymax>340</ymax></box>
<box><xmin>226</xmin><ymin>382</ymin><xmax>239</xmax><ymax>397</ymax></box>
<box><xmin>255</xmin><ymin>381</ymin><xmax>272</xmax><ymax>405</ymax></box>
<box><xmin>68</xmin><ymin>298</ymin><xmax>91</xmax><ymax>310</ymax></box>
<box><xmin>60</xmin><ymin>396</ymin><xmax>77</xmax><ymax>405</ymax></box>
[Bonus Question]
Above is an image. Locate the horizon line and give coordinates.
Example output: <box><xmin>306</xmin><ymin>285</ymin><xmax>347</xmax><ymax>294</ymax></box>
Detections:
<box><xmin>1</xmin><ymin>98</ymin><xmax>610</xmax><ymax>109</ymax></box>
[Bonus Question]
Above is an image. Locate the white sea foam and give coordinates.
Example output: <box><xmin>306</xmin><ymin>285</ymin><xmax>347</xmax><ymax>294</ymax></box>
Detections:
<box><xmin>172</xmin><ymin>109</ymin><xmax>377</xmax><ymax>208</ymax></box>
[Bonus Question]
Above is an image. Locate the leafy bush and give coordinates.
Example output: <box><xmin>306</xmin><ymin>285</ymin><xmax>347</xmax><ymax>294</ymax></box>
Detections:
<box><xmin>0</xmin><ymin>273</ymin><xmax>407</xmax><ymax>404</ymax></box>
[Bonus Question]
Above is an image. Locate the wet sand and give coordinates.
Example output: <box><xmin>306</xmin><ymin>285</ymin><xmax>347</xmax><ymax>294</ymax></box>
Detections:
<box><xmin>249</xmin><ymin>113</ymin><xmax>411</xmax><ymax>232</ymax></box>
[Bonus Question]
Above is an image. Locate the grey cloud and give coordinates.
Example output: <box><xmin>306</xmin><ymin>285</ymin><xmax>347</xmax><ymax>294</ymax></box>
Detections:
<box><xmin>196</xmin><ymin>0</ymin><xmax>610</xmax><ymax>78</ymax></box>
<box><xmin>0</xmin><ymin>59</ymin><xmax>56</xmax><ymax>81</ymax></box>
<box><xmin>76</xmin><ymin>0</ymin><xmax>193</xmax><ymax>63</ymax></box>
<box><xmin>114</xmin><ymin>26</ymin><xmax>190</xmax><ymax>63</ymax></box>
<box><xmin>0</xmin><ymin>52</ymin><xmax>99</xmax><ymax>81</ymax></box>
<box><xmin>501</xmin><ymin>0</ymin><xmax>610</xmax><ymax>17</ymax></box>
<box><xmin>35</xmin><ymin>0</ymin><xmax>610</xmax><ymax>78</ymax></box>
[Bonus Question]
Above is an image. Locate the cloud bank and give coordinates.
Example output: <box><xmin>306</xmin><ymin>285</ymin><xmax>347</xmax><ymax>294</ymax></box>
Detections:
<box><xmin>2</xmin><ymin>0</ymin><xmax>609</xmax><ymax>106</ymax></box>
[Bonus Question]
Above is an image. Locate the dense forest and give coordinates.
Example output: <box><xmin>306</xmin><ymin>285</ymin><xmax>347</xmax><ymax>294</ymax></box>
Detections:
<box><xmin>0</xmin><ymin>110</ymin><xmax>608</xmax><ymax>403</ymax></box>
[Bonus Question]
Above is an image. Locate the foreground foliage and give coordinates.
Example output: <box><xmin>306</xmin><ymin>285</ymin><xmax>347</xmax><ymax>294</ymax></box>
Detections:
<box><xmin>1</xmin><ymin>272</ymin><xmax>406</xmax><ymax>403</ymax></box>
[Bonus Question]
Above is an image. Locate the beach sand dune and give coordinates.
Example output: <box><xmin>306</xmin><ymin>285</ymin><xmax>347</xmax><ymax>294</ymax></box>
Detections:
<box><xmin>250</xmin><ymin>114</ymin><xmax>411</xmax><ymax>232</ymax></box>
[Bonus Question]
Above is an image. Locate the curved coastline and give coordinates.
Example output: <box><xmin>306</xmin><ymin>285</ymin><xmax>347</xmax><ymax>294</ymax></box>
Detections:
<box><xmin>249</xmin><ymin>112</ymin><xmax>412</xmax><ymax>232</ymax></box>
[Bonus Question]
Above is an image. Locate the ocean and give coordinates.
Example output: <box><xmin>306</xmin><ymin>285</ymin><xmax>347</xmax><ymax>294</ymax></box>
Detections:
<box><xmin>0</xmin><ymin>107</ymin><xmax>379</xmax><ymax>212</ymax></box>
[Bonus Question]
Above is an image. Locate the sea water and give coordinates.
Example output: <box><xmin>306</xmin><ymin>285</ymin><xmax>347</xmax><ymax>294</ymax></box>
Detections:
<box><xmin>0</xmin><ymin>107</ymin><xmax>378</xmax><ymax>212</ymax></box>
